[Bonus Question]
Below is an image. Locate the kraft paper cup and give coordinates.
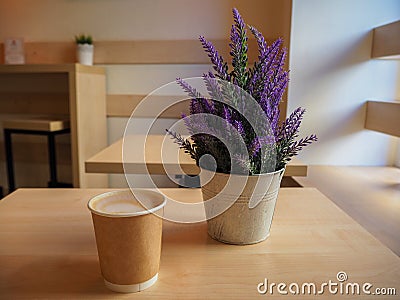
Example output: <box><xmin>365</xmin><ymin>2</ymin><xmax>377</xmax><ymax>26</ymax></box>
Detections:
<box><xmin>88</xmin><ymin>189</ymin><xmax>166</xmax><ymax>293</ymax></box>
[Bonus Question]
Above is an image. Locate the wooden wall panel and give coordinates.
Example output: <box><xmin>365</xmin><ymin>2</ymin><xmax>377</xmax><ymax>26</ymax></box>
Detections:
<box><xmin>106</xmin><ymin>94</ymin><xmax>189</xmax><ymax>118</ymax></box>
<box><xmin>27</xmin><ymin>42</ymin><xmax>76</xmax><ymax>64</ymax></box>
<box><xmin>365</xmin><ymin>101</ymin><xmax>400</xmax><ymax>137</ymax></box>
<box><xmin>0</xmin><ymin>39</ymin><xmax>267</xmax><ymax>65</ymax></box>
<box><xmin>372</xmin><ymin>20</ymin><xmax>400</xmax><ymax>59</ymax></box>
<box><xmin>105</xmin><ymin>94</ymin><xmax>289</xmax><ymax>120</ymax></box>
<box><xmin>94</xmin><ymin>39</ymin><xmax>262</xmax><ymax>64</ymax></box>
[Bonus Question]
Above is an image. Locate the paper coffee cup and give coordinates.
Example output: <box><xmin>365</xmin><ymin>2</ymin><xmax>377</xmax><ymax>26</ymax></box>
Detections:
<box><xmin>88</xmin><ymin>189</ymin><xmax>166</xmax><ymax>293</ymax></box>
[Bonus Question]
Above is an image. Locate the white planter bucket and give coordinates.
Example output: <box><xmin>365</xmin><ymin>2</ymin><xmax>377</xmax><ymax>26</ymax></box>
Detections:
<box><xmin>77</xmin><ymin>44</ymin><xmax>93</xmax><ymax>65</ymax></box>
<box><xmin>200</xmin><ymin>168</ymin><xmax>285</xmax><ymax>245</ymax></box>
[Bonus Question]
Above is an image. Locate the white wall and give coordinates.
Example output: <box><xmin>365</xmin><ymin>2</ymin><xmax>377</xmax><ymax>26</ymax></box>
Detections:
<box><xmin>288</xmin><ymin>0</ymin><xmax>400</xmax><ymax>166</ymax></box>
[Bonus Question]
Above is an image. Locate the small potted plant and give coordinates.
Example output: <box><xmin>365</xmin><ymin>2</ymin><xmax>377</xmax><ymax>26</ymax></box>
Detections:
<box><xmin>167</xmin><ymin>8</ymin><xmax>317</xmax><ymax>245</ymax></box>
<box><xmin>75</xmin><ymin>34</ymin><xmax>94</xmax><ymax>65</ymax></box>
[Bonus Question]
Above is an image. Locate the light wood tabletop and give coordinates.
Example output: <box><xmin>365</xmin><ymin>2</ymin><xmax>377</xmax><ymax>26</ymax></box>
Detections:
<box><xmin>0</xmin><ymin>188</ymin><xmax>399</xmax><ymax>299</ymax></box>
<box><xmin>85</xmin><ymin>135</ymin><xmax>308</xmax><ymax>176</ymax></box>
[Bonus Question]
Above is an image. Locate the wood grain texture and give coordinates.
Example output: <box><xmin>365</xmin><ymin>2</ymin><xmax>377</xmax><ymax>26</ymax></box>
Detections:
<box><xmin>371</xmin><ymin>20</ymin><xmax>400</xmax><ymax>59</ymax></box>
<box><xmin>365</xmin><ymin>100</ymin><xmax>400</xmax><ymax>137</ymax></box>
<box><xmin>0</xmin><ymin>188</ymin><xmax>399</xmax><ymax>299</ymax></box>
<box><xmin>85</xmin><ymin>135</ymin><xmax>308</xmax><ymax>176</ymax></box>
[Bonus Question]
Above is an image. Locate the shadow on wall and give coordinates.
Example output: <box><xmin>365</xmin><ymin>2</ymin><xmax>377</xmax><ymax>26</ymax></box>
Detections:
<box><xmin>290</xmin><ymin>28</ymin><xmax>398</xmax><ymax>165</ymax></box>
<box><xmin>318</xmin><ymin>102</ymin><xmax>367</xmax><ymax>139</ymax></box>
<box><xmin>304</xmin><ymin>31</ymin><xmax>374</xmax><ymax>85</ymax></box>
<box><xmin>306</xmin><ymin>103</ymin><xmax>368</xmax><ymax>164</ymax></box>
<box><xmin>310</xmin><ymin>29</ymin><xmax>397</xmax><ymax>157</ymax></box>
<box><xmin>290</xmin><ymin>30</ymin><xmax>376</xmax><ymax>114</ymax></box>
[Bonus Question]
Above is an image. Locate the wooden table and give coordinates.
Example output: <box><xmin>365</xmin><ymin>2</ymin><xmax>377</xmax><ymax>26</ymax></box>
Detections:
<box><xmin>85</xmin><ymin>135</ymin><xmax>308</xmax><ymax>176</ymax></box>
<box><xmin>0</xmin><ymin>64</ymin><xmax>108</xmax><ymax>188</ymax></box>
<box><xmin>1</xmin><ymin>188</ymin><xmax>399</xmax><ymax>299</ymax></box>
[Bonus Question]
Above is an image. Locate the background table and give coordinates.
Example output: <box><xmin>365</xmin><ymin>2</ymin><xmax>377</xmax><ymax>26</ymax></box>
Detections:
<box><xmin>0</xmin><ymin>188</ymin><xmax>399</xmax><ymax>299</ymax></box>
<box><xmin>85</xmin><ymin>135</ymin><xmax>308</xmax><ymax>176</ymax></box>
<box><xmin>0</xmin><ymin>64</ymin><xmax>108</xmax><ymax>188</ymax></box>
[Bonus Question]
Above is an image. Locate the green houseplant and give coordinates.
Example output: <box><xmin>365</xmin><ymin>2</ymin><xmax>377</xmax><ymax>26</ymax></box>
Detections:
<box><xmin>168</xmin><ymin>8</ymin><xmax>317</xmax><ymax>244</ymax></box>
<box><xmin>75</xmin><ymin>34</ymin><xmax>94</xmax><ymax>65</ymax></box>
<box><xmin>75</xmin><ymin>34</ymin><xmax>93</xmax><ymax>45</ymax></box>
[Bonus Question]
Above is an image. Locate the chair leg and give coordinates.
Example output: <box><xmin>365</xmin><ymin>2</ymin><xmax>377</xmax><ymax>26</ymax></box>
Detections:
<box><xmin>47</xmin><ymin>133</ymin><xmax>58</xmax><ymax>187</ymax></box>
<box><xmin>4</xmin><ymin>129</ymin><xmax>15</xmax><ymax>193</ymax></box>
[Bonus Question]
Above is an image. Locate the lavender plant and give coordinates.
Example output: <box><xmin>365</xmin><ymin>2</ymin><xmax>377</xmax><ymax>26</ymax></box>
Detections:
<box><xmin>167</xmin><ymin>8</ymin><xmax>317</xmax><ymax>175</ymax></box>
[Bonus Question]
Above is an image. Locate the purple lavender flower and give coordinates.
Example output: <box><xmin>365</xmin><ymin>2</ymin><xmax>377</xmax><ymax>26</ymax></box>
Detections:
<box><xmin>199</xmin><ymin>36</ymin><xmax>229</xmax><ymax>81</ymax></box>
<box><xmin>177</xmin><ymin>77</ymin><xmax>213</xmax><ymax>114</ymax></box>
<box><xmin>278</xmin><ymin>107</ymin><xmax>305</xmax><ymax>141</ymax></box>
<box><xmin>234</xmin><ymin>120</ymin><xmax>245</xmax><ymax>136</ymax></box>
<box><xmin>229</xmin><ymin>8</ymin><xmax>248</xmax><ymax>88</ymax></box>
<box><xmin>167</xmin><ymin>8</ymin><xmax>317</xmax><ymax>174</ymax></box>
